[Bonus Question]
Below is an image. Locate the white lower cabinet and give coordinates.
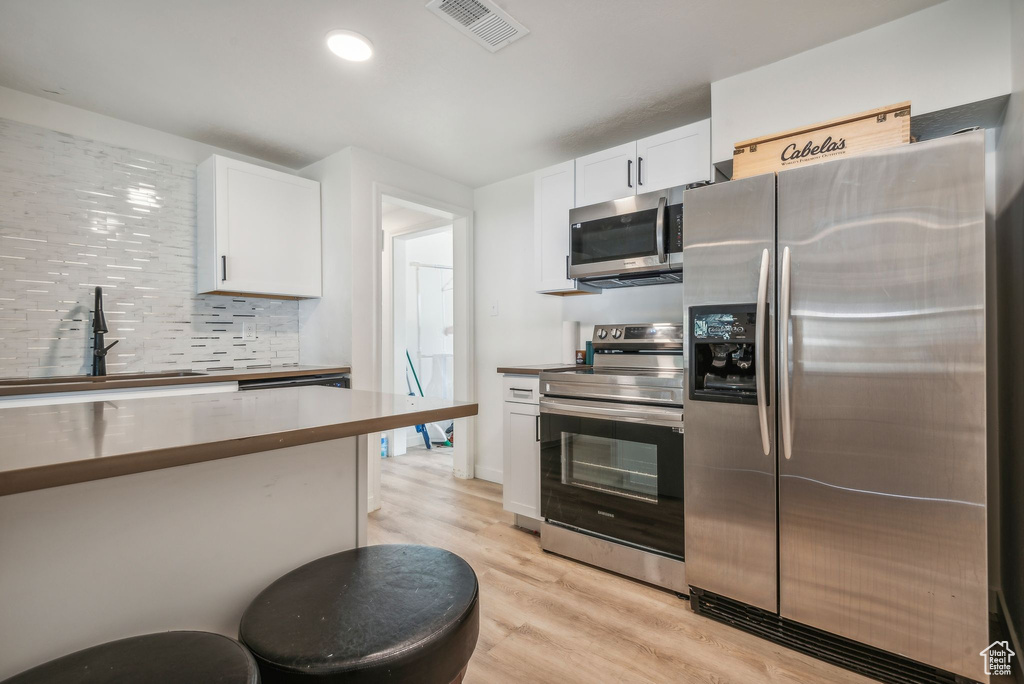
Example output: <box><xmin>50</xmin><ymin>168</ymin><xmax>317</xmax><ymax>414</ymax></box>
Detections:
<box><xmin>502</xmin><ymin>375</ymin><xmax>541</xmax><ymax>520</ymax></box>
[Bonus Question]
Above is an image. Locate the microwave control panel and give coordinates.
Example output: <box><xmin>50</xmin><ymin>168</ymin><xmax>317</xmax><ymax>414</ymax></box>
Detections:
<box><xmin>667</xmin><ymin>203</ymin><xmax>683</xmax><ymax>254</ymax></box>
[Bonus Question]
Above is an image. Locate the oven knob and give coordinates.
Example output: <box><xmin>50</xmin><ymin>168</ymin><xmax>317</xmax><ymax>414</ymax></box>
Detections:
<box><xmin>597</xmin><ymin>329</ymin><xmax>608</xmax><ymax>339</ymax></box>
<box><xmin>611</xmin><ymin>328</ymin><xmax>622</xmax><ymax>339</ymax></box>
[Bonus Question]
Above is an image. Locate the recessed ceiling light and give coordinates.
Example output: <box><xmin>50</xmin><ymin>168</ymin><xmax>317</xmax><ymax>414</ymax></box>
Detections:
<box><xmin>326</xmin><ymin>30</ymin><xmax>373</xmax><ymax>62</ymax></box>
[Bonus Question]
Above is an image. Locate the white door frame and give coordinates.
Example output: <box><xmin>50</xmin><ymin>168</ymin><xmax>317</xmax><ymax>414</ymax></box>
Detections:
<box><xmin>371</xmin><ymin>184</ymin><xmax>475</xmax><ymax>511</ymax></box>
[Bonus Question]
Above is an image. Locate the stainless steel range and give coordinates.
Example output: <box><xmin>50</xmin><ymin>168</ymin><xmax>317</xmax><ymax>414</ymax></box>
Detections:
<box><xmin>538</xmin><ymin>323</ymin><xmax>686</xmax><ymax>593</ymax></box>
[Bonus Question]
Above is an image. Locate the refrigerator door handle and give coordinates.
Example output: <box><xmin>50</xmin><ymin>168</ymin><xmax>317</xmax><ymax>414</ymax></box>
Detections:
<box><xmin>755</xmin><ymin>248</ymin><xmax>770</xmax><ymax>456</ymax></box>
<box><xmin>780</xmin><ymin>246</ymin><xmax>793</xmax><ymax>460</ymax></box>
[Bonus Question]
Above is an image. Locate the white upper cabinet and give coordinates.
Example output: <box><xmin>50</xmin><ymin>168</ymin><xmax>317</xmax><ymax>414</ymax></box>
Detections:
<box><xmin>534</xmin><ymin>161</ymin><xmax>596</xmax><ymax>295</ymax></box>
<box><xmin>574</xmin><ymin>141</ymin><xmax>637</xmax><ymax>207</ymax></box>
<box><xmin>197</xmin><ymin>155</ymin><xmax>322</xmax><ymax>298</ymax></box>
<box><xmin>534</xmin><ymin>160</ymin><xmax>576</xmax><ymax>293</ymax></box>
<box><xmin>573</xmin><ymin>119</ymin><xmax>712</xmax><ymax>207</ymax></box>
<box><xmin>635</xmin><ymin>119</ymin><xmax>712</xmax><ymax>193</ymax></box>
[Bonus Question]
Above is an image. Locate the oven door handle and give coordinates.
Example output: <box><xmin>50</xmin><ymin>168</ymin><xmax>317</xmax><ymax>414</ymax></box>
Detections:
<box><xmin>655</xmin><ymin>196</ymin><xmax>668</xmax><ymax>263</ymax></box>
<box><xmin>540</xmin><ymin>397</ymin><xmax>683</xmax><ymax>429</ymax></box>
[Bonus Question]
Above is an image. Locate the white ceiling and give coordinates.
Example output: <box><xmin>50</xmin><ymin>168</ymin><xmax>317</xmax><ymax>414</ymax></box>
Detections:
<box><xmin>0</xmin><ymin>0</ymin><xmax>941</xmax><ymax>187</ymax></box>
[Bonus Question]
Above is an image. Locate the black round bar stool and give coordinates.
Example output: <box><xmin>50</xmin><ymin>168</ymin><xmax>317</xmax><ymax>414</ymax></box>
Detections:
<box><xmin>239</xmin><ymin>545</ymin><xmax>479</xmax><ymax>684</ymax></box>
<box><xmin>1</xmin><ymin>631</ymin><xmax>259</xmax><ymax>684</ymax></box>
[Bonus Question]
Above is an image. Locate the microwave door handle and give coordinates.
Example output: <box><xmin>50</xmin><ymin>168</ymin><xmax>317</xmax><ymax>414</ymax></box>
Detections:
<box><xmin>655</xmin><ymin>196</ymin><xmax>668</xmax><ymax>263</ymax></box>
<box><xmin>755</xmin><ymin>248</ymin><xmax>770</xmax><ymax>456</ymax></box>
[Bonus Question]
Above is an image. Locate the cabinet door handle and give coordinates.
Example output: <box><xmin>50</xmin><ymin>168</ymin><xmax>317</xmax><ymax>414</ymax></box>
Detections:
<box><xmin>535</xmin><ymin>414</ymin><xmax>540</xmax><ymax>442</ymax></box>
<box><xmin>627</xmin><ymin>159</ymin><xmax>633</xmax><ymax>188</ymax></box>
<box><xmin>221</xmin><ymin>255</ymin><xmax>227</xmax><ymax>282</ymax></box>
<box><xmin>565</xmin><ymin>254</ymin><xmax>570</xmax><ymax>280</ymax></box>
<box><xmin>637</xmin><ymin>156</ymin><xmax>644</xmax><ymax>186</ymax></box>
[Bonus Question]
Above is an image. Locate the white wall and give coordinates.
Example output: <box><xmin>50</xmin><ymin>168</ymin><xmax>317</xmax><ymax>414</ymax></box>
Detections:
<box><xmin>298</xmin><ymin>147</ymin><xmax>473</xmax><ymax>391</ymax></box>
<box><xmin>298</xmin><ymin>149</ymin><xmax>353</xmax><ymax>368</ymax></box>
<box><xmin>711</xmin><ymin>0</ymin><xmax>1013</xmax><ymax>162</ymax></box>
<box><xmin>563</xmin><ymin>284</ymin><xmax>683</xmax><ymax>346</ymax></box>
<box><xmin>473</xmin><ymin>173</ymin><xmax>563</xmax><ymax>482</ymax></box>
<box><xmin>0</xmin><ymin>85</ymin><xmax>295</xmax><ymax>171</ymax></box>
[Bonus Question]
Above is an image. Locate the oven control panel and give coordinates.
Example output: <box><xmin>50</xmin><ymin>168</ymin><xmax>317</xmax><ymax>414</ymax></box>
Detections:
<box><xmin>592</xmin><ymin>323</ymin><xmax>685</xmax><ymax>349</ymax></box>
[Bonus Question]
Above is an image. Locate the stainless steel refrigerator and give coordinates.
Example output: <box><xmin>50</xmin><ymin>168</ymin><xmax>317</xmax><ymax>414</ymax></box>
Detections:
<box><xmin>682</xmin><ymin>131</ymin><xmax>988</xmax><ymax>682</ymax></box>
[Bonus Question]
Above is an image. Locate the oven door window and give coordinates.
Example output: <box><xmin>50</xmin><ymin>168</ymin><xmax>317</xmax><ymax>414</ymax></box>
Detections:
<box><xmin>571</xmin><ymin>208</ymin><xmax>658</xmax><ymax>265</ymax></box>
<box><xmin>562</xmin><ymin>433</ymin><xmax>658</xmax><ymax>502</ymax></box>
<box><xmin>541</xmin><ymin>413</ymin><xmax>684</xmax><ymax>559</ymax></box>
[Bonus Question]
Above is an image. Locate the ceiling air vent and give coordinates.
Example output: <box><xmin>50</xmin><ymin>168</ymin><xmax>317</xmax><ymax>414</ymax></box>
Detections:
<box><xmin>426</xmin><ymin>0</ymin><xmax>529</xmax><ymax>52</ymax></box>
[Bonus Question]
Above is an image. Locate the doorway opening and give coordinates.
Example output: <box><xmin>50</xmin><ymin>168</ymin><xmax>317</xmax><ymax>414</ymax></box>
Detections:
<box><xmin>390</xmin><ymin>217</ymin><xmax>454</xmax><ymax>456</ymax></box>
<box><xmin>374</xmin><ymin>191</ymin><xmax>474</xmax><ymax>512</ymax></box>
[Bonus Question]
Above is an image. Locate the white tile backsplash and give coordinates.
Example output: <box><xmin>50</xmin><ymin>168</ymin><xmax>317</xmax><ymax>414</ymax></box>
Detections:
<box><xmin>0</xmin><ymin>117</ymin><xmax>300</xmax><ymax>377</ymax></box>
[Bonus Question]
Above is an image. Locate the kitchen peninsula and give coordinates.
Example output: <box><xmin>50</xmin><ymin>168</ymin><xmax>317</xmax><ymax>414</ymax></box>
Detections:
<box><xmin>0</xmin><ymin>386</ymin><xmax>477</xmax><ymax>679</ymax></box>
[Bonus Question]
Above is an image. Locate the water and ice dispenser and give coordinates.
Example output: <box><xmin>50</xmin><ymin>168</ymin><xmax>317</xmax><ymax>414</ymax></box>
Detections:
<box><xmin>688</xmin><ymin>305</ymin><xmax>766</xmax><ymax>405</ymax></box>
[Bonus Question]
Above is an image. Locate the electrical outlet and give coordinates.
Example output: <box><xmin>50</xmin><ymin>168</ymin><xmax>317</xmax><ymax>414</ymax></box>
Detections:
<box><xmin>242</xmin><ymin>322</ymin><xmax>256</xmax><ymax>340</ymax></box>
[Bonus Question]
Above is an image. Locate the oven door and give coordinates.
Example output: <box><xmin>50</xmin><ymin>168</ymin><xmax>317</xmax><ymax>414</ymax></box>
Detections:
<box><xmin>569</xmin><ymin>193</ymin><xmax>679</xmax><ymax>279</ymax></box>
<box><xmin>540</xmin><ymin>397</ymin><xmax>684</xmax><ymax>559</ymax></box>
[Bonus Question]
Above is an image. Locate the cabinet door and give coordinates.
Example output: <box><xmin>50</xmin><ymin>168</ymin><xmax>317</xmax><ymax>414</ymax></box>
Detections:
<box><xmin>574</xmin><ymin>141</ymin><xmax>636</xmax><ymax>206</ymax></box>
<box><xmin>503</xmin><ymin>400</ymin><xmax>541</xmax><ymax>518</ymax></box>
<box><xmin>635</xmin><ymin>119</ymin><xmax>711</xmax><ymax>192</ymax></box>
<box><xmin>215</xmin><ymin>157</ymin><xmax>322</xmax><ymax>298</ymax></box>
<box><xmin>534</xmin><ymin>161</ymin><xmax>575</xmax><ymax>293</ymax></box>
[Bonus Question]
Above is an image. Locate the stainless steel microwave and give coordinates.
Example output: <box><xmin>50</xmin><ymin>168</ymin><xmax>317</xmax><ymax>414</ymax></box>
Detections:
<box><xmin>568</xmin><ymin>184</ymin><xmax>692</xmax><ymax>287</ymax></box>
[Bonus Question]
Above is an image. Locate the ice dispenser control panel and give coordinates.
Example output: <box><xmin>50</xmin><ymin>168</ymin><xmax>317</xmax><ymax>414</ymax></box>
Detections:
<box><xmin>689</xmin><ymin>304</ymin><xmax>766</xmax><ymax>406</ymax></box>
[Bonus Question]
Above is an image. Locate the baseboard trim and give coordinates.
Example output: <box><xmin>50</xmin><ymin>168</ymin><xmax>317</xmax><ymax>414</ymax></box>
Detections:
<box><xmin>473</xmin><ymin>465</ymin><xmax>502</xmax><ymax>483</ymax></box>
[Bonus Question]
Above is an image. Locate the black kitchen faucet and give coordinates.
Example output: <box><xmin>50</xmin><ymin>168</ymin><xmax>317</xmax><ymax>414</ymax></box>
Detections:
<box><xmin>91</xmin><ymin>286</ymin><xmax>118</xmax><ymax>376</ymax></box>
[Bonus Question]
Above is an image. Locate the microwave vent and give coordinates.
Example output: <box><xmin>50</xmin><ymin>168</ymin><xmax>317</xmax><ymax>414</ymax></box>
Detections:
<box><xmin>426</xmin><ymin>0</ymin><xmax>529</xmax><ymax>52</ymax></box>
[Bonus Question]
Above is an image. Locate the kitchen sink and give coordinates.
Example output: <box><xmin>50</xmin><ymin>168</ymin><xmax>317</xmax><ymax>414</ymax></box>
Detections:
<box><xmin>0</xmin><ymin>371</ymin><xmax>207</xmax><ymax>386</ymax></box>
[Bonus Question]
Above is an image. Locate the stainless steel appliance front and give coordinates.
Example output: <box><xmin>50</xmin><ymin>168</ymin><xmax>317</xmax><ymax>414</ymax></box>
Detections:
<box><xmin>568</xmin><ymin>185</ymin><xmax>686</xmax><ymax>284</ymax></box>
<box><xmin>539</xmin><ymin>322</ymin><xmax>686</xmax><ymax>591</ymax></box>
<box><xmin>682</xmin><ymin>174</ymin><xmax>778</xmax><ymax>613</ymax></box>
<box><xmin>682</xmin><ymin>132</ymin><xmax>989</xmax><ymax>682</ymax></box>
<box><xmin>776</xmin><ymin>133</ymin><xmax>988</xmax><ymax>680</ymax></box>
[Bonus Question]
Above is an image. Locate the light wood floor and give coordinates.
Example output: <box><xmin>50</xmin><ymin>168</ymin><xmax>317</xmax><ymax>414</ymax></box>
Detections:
<box><xmin>368</xmin><ymin>449</ymin><xmax>872</xmax><ymax>684</ymax></box>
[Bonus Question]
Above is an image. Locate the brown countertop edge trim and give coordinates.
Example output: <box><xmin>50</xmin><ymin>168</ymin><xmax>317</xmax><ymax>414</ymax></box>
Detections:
<box><xmin>0</xmin><ymin>402</ymin><xmax>476</xmax><ymax>497</ymax></box>
<box><xmin>0</xmin><ymin>366</ymin><xmax>351</xmax><ymax>397</ymax></box>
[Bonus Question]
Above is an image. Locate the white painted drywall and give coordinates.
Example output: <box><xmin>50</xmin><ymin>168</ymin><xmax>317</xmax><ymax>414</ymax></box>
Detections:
<box><xmin>562</xmin><ymin>284</ymin><xmax>683</xmax><ymax>346</ymax></box>
<box><xmin>473</xmin><ymin>173</ymin><xmax>562</xmax><ymax>482</ymax></box>
<box><xmin>0</xmin><ymin>85</ymin><xmax>296</xmax><ymax>171</ymax></box>
<box><xmin>711</xmin><ymin>0</ymin><xmax>1013</xmax><ymax>162</ymax></box>
<box><xmin>298</xmin><ymin>149</ymin><xmax>353</xmax><ymax>369</ymax></box>
<box><xmin>299</xmin><ymin>147</ymin><xmax>473</xmax><ymax>391</ymax></box>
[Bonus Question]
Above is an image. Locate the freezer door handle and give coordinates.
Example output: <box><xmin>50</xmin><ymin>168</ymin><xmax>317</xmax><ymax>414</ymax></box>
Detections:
<box><xmin>780</xmin><ymin>246</ymin><xmax>793</xmax><ymax>460</ymax></box>
<box><xmin>755</xmin><ymin>248</ymin><xmax>770</xmax><ymax>456</ymax></box>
